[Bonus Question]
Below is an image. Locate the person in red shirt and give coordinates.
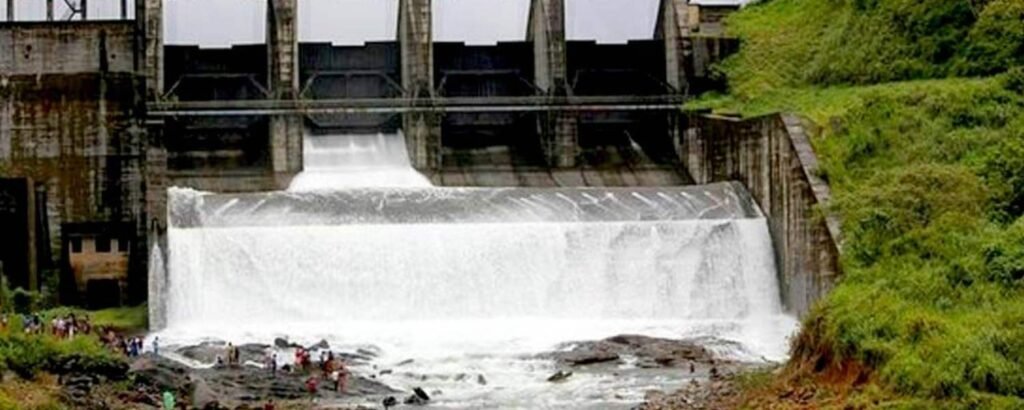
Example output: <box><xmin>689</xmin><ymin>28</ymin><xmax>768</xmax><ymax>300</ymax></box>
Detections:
<box><xmin>306</xmin><ymin>375</ymin><xmax>319</xmax><ymax>397</ymax></box>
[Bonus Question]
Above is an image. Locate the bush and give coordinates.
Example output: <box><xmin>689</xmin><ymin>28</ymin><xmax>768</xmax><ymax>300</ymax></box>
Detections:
<box><xmin>0</xmin><ymin>332</ymin><xmax>125</xmax><ymax>380</ymax></box>
<box><xmin>723</xmin><ymin>0</ymin><xmax>1024</xmax><ymax>98</ymax></box>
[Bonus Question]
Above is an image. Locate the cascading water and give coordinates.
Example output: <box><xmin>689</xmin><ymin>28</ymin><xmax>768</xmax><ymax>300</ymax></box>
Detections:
<box><xmin>153</xmin><ymin>132</ymin><xmax>798</xmax><ymax>408</ymax></box>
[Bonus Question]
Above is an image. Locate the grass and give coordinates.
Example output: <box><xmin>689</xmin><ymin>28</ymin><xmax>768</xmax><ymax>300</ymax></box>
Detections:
<box><xmin>695</xmin><ymin>0</ymin><xmax>1024</xmax><ymax>408</ymax></box>
<box><xmin>42</xmin><ymin>305</ymin><xmax>148</xmax><ymax>333</ymax></box>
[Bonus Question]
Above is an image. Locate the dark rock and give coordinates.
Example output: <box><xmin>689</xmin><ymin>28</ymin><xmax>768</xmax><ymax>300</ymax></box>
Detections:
<box><xmin>547</xmin><ymin>335</ymin><xmax>720</xmax><ymax>370</ymax></box>
<box><xmin>379</xmin><ymin>369</ymin><xmax>393</xmax><ymax>376</ymax></box>
<box><xmin>396</xmin><ymin>359</ymin><xmax>415</xmax><ymax>366</ymax></box>
<box><xmin>382</xmin><ymin>396</ymin><xmax>399</xmax><ymax>408</ymax></box>
<box><xmin>201</xmin><ymin>401</ymin><xmax>225</xmax><ymax>410</ymax></box>
<box><xmin>566</xmin><ymin>349</ymin><xmax>619</xmax><ymax>366</ymax></box>
<box><xmin>413</xmin><ymin>387</ymin><xmax>430</xmax><ymax>401</ymax></box>
<box><xmin>179</xmin><ymin>342</ymin><xmax>226</xmax><ymax>364</ymax></box>
<box><xmin>191</xmin><ymin>377</ymin><xmax>219</xmax><ymax>408</ymax></box>
<box><xmin>404</xmin><ymin>394</ymin><xmax>428</xmax><ymax>405</ymax></box>
<box><xmin>273</xmin><ymin>338</ymin><xmax>295</xmax><ymax>349</ymax></box>
<box><xmin>547</xmin><ymin>370</ymin><xmax>573</xmax><ymax>383</ymax></box>
<box><xmin>477</xmin><ymin>374</ymin><xmax>487</xmax><ymax>385</ymax></box>
<box><xmin>307</xmin><ymin>339</ymin><xmax>330</xmax><ymax>351</ymax></box>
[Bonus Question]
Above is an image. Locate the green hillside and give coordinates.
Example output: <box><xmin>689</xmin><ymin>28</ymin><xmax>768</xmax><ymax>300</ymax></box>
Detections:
<box><xmin>698</xmin><ymin>0</ymin><xmax>1024</xmax><ymax>408</ymax></box>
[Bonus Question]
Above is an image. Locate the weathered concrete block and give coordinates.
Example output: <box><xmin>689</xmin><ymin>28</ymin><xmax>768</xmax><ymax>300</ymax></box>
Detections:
<box><xmin>684</xmin><ymin>113</ymin><xmax>842</xmax><ymax>317</ymax></box>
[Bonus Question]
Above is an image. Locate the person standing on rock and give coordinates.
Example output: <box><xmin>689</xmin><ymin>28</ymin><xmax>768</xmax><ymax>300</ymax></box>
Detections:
<box><xmin>153</xmin><ymin>337</ymin><xmax>160</xmax><ymax>356</ymax></box>
<box><xmin>334</xmin><ymin>358</ymin><xmax>349</xmax><ymax>394</ymax></box>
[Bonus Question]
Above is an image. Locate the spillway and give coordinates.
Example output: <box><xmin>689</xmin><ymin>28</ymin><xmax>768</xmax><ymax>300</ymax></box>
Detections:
<box><xmin>152</xmin><ymin>133</ymin><xmax>797</xmax><ymax>408</ymax></box>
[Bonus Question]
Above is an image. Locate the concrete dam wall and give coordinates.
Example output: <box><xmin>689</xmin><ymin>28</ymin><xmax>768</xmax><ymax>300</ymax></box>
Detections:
<box><xmin>0</xmin><ymin>0</ymin><xmax>838</xmax><ymax>318</ymax></box>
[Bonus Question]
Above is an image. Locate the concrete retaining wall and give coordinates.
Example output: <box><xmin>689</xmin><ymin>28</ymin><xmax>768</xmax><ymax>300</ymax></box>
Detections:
<box><xmin>684</xmin><ymin>113</ymin><xmax>842</xmax><ymax>317</ymax></box>
<box><xmin>0</xmin><ymin>21</ymin><xmax>148</xmax><ymax>303</ymax></box>
<box><xmin>0</xmin><ymin>21</ymin><xmax>135</xmax><ymax>75</ymax></box>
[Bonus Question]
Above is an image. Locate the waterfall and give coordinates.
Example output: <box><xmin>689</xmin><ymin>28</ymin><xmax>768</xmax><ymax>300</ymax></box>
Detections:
<box><xmin>154</xmin><ymin>132</ymin><xmax>797</xmax><ymax>407</ymax></box>
<box><xmin>287</xmin><ymin>132</ymin><xmax>431</xmax><ymax>190</ymax></box>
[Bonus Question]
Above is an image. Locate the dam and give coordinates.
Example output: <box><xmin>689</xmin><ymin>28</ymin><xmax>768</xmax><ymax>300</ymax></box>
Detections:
<box><xmin>0</xmin><ymin>0</ymin><xmax>840</xmax><ymax>406</ymax></box>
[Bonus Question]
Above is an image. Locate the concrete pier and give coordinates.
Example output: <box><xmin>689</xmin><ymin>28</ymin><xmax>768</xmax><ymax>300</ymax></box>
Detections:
<box><xmin>267</xmin><ymin>0</ymin><xmax>303</xmax><ymax>184</ymax></box>
<box><xmin>529</xmin><ymin>0</ymin><xmax>578</xmax><ymax>168</ymax></box>
<box><xmin>400</xmin><ymin>0</ymin><xmax>442</xmax><ymax>171</ymax></box>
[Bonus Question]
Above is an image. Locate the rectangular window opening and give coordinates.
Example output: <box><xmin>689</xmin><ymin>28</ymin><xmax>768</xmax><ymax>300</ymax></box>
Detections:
<box><xmin>95</xmin><ymin>236</ymin><xmax>112</xmax><ymax>253</ymax></box>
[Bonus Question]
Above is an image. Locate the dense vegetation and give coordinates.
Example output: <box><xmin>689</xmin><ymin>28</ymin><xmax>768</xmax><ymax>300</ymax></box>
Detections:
<box><xmin>0</xmin><ymin>286</ymin><xmax>138</xmax><ymax>409</ymax></box>
<box><xmin>697</xmin><ymin>0</ymin><xmax>1024</xmax><ymax>408</ymax></box>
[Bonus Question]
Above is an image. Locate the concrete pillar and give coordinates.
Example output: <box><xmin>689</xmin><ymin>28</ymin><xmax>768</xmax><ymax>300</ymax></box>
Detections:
<box><xmin>267</xmin><ymin>0</ymin><xmax>303</xmax><ymax>182</ymax></box>
<box><xmin>658</xmin><ymin>0</ymin><xmax>691</xmax><ymax>171</ymax></box>
<box><xmin>657</xmin><ymin>0</ymin><xmax>691</xmax><ymax>94</ymax></box>
<box><xmin>140</xmin><ymin>0</ymin><xmax>163</xmax><ymax>100</ymax></box>
<box><xmin>399</xmin><ymin>0</ymin><xmax>441</xmax><ymax>170</ymax></box>
<box><xmin>529</xmin><ymin>0</ymin><xmax>577</xmax><ymax>168</ymax></box>
<box><xmin>142</xmin><ymin>119</ymin><xmax>168</xmax><ymax>326</ymax></box>
<box><xmin>25</xmin><ymin>178</ymin><xmax>37</xmax><ymax>292</ymax></box>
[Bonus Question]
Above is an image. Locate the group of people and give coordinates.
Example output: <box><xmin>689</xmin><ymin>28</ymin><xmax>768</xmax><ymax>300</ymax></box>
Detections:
<box><xmin>50</xmin><ymin>313</ymin><xmax>91</xmax><ymax>339</ymax></box>
<box><xmin>260</xmin><ymin>345</ymin><xmax>350</xmax><ymax>397</ymax></box>
<box><xmin>220</xmin><ymin>342</ymin><xmax>242</xmax><ymax>367</ymax></box>
<box><xmin>122</xmin><ymin>336</ymin><xmax>147</xmax><ymax>357</ymax></box>
<box><xmin>99</xmin><ymin>328</ymin><xmax>154</xmax><ymax>358</ymax></box>
<box><xmin>1</xmin><ymin>313</ymin><xmax>44</xmax><ymax>334</ymax></box>
<box><xmin>0</xmin><ymin>312</ymin><xmax>94</xmax><ymax>339</ymax></box>
<box><xmin>303</xmin><ymin>349</ymin><xmax>350</xmax><ymax>395</ymax></box>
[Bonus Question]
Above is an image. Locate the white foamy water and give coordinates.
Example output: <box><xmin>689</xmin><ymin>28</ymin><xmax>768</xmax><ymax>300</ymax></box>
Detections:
<box><xmin>287</xmin><ymin>133</ymin><xmax>431</xmax><ymax>190</ymax></box>
<box><xmin>153</xmin><ymin>132</ymin><xmax>798</xmax><ymax>408</ymax></box>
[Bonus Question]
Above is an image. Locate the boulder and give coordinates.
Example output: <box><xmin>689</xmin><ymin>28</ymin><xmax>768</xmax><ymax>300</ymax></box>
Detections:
<box><xmin>547</xmin><ymin>370</ymin><xmax>573</xmax><ymax>383</ymax></box>
<box><xmin>307</xmin><ymin>339</ymin><xmax>330</xmax><ymax>351</ymax></box>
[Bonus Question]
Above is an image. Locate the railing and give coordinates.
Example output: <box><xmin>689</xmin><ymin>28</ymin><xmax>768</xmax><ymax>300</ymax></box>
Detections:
<box><xmin>148</xmin><ymin>95</ymin><xmax>688</xmax><ymax>117</ymax></box>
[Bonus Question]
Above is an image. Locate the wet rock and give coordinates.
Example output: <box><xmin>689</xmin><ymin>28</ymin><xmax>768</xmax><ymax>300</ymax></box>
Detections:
<box><xmin>273</xmin><ymin>338</ymin><xmax>299</xmax><ymax>349</ymax></box>
<box><xmin>382</xmin><ymin>396</ymin><xmax>399</xmax><ymax>408</ymax></box>
<box><xmin>128</xmin><ymin>356</ymin><xmax>191</xmax><ymax>392</ymax></box>
<box><xmin>564</xmin><ymin>349</ymin><xmax>620</xmax><ymax>366</ymax></box>
<box><xmin>191</xmin><ymin>377</ymin><xmax>219</xmax><ymax>408</ymax></box>
<box><xmin>404</xmin><ymin>388</ymin><xmax>431</xmax><ymax>406</ymax></box>
<box><xmin>547</xmin><ymin>370</ymin><xmax>573</xmax><ymax>383</ymax></box>
<box><xmin>307</xmin><ymin>339</ymin><xmax>330</xmax><ymax>351</ymax></box>
<box><xmin>180</xmin><ymin>342</ymin><xmax>226</xmax><ymax>364</ymax></box>
<box><xmin>477</xmin><ymin>374</ymin><xmax>488</xmax><ymax>385</ymax></box>
<box><xmin>200</xmin><ymin>401</ymin><xmax>226</xmax><ymax>410</ymax></box>
<box><xmin>547</xmin><ymin>335</ymin><xmax>720</xmax><ymax>369</ymax></box>
<box><xmin>644</xmin><ymin>390</ymin><xmax>666</xmax><ymax>402</ymax></box>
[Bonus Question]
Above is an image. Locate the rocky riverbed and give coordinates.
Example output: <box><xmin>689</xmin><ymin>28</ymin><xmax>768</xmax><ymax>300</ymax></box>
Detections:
<box><xmin>64</xmin><ymin>335</ymin><xmax>772</xmax><ymax>409</ymax></box>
